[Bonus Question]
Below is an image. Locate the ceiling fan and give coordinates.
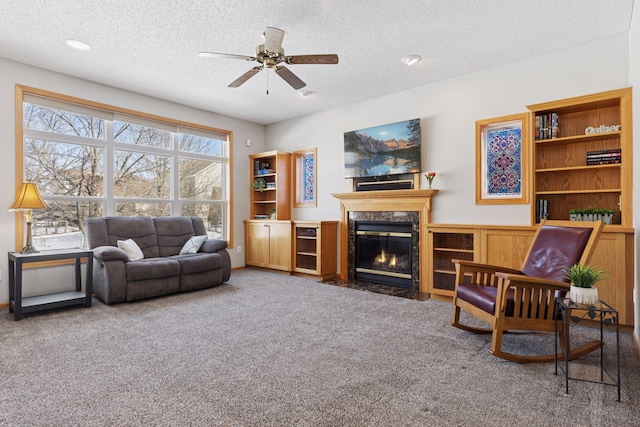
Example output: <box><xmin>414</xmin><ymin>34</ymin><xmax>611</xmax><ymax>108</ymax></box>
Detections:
<box><xmin>198</xmin><ymin>27</ymin><xmax>339</xmax><ymax>91</ymax></box>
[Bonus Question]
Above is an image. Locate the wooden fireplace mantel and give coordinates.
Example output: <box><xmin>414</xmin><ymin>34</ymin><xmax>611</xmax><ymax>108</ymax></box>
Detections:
<box><xmin>332</xmin><ymin>189</ymin><xmax>438</xmax><ymax>293</ymax></box>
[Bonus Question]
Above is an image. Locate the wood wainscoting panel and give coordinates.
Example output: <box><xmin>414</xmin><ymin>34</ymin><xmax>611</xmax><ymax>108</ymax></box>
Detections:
<box><xmin>481</xmin><ymin>227</ymin><xmax>536</xmax><ymax>270</ymax></box>
<box><xmin>589</xmin><ymin>231</ymin><xmax>634</xmax><ymax>326</ymax></box>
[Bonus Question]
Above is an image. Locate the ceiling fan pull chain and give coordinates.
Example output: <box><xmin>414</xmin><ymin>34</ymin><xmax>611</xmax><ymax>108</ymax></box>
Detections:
<box><xmin>266</xmin><ymin>68</ymin><xmax>269</xmax><ymax>95</ymax></box>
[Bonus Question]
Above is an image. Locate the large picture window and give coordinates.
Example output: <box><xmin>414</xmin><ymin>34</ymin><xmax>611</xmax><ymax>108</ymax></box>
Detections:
<box><xmin>16</xmin><ymin>86</ymin><xmax>231</xmax><ymax>251</ymax></box>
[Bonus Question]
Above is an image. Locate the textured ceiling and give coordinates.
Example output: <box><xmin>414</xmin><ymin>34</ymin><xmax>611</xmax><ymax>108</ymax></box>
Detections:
<box><xmin>0</xmin><ymin>0</ymin><xmax>635</xmax><ymax>125</ymax></box>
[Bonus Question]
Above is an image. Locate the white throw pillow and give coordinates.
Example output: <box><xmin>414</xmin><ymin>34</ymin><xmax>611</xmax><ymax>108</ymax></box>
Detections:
<box><xmin>180</xmin><ymin>235</ymin><xmax>208</xmax><ymax>255</ymax></box>
<box><xmin>117</xmin><ymin>238</ymin><xmax>144</xmax><ymax>261</ymax></box>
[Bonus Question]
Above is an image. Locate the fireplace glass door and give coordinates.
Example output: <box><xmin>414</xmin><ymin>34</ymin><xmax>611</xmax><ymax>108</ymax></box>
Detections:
<box><xmin>355</xmin><ymin>222</ymin><xmax>413</xmax><ymax>288</ymax></box>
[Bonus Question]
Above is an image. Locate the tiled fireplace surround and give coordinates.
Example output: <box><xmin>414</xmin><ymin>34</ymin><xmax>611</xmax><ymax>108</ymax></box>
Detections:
<box><xmin>333</xmin><ymin>189</ymin><xmax>437</xmax><ymax>299</ymax></box>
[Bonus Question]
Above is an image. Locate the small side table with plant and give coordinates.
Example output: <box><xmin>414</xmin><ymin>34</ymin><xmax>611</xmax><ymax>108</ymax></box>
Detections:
<box><xmin>557</xmin><ymin>260</ymin><xmax>619</xmax><ymax>402</ymax></box>
<box><xmin>554</xmin><ymin>297</ymin><xmax>620</xmax><ymax>401</ymax></box>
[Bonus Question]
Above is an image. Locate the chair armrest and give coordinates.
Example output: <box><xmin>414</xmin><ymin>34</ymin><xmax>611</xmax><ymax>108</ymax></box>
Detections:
<box><xmin>453</xmin><ymin>259</ymin><xmax>524</xmax><ymax>291</ymax></box>
<box><xmin>92</xmin><ymin>246</ymin><xmax>129</xmax><ymax>262</ymax></box>
<box><xmin>452</xmin><ymin>259</ymin><xmax>522</xmax><ymax>275</ymax></box>
<box><xmin>200</xmin><ymin>239</ymin><xmax>228</xmax><ymax>253</ymax></box>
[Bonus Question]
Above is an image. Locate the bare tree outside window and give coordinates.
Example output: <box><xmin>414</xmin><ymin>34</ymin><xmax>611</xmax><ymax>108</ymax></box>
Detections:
<box><xmin>24</xmin><ymin>104</ymin><xmax>105</xmax><ymax>247</ymax></box>
<box><xmin>179</xmin><ymin>132</ymin><xmax>226</xmax><ymax>236</ymax></box>
<box><xmin>114</xmin><ymin>120</ymin><xmax>171</xmax><ymax>149</ymax></box>
<box><xmin>179</xmin><ymin>133</ymin><xmax>223</xmax><ymax>156</ymax></box>
<box><xmin>21</xmin><ymin>99</ymin><xmax>229</xmax><ymax>249</ymax></box>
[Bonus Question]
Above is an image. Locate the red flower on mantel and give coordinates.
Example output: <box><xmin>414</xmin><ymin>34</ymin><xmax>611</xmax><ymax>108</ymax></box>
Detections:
<box><xmin>424</xmin><ymin>171</ymin><xmax>436</xmax><ymax>188</ymax></box>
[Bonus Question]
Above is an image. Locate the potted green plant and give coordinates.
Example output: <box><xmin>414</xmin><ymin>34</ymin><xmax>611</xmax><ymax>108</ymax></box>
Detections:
<box><xmin>252</xmin><ymin>178</ymin><xmax>266</xmax><ymax>191</ymax></box>
<box><xmin>565</xmin><ymin>263</ymin><xmax>606</xmax><ymax>305</ymax></box>
<box><xmin>568</xmin><ymin>206</ymin><xmax>614</xmax><ymax>224</ymax></box>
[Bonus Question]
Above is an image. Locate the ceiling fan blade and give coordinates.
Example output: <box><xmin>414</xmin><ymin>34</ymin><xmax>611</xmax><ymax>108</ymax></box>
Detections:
<box><xmin>275</xmin><ymin>66</ymin><xmax>306</xmax><ymax>90</ymax></box>
<box><xmin>198</xmin><ymin>52</ymin><xmax>255</xmax><ymax>61</ymax></box>
<box><xmin>264</xmin><ymin>27</ymin><xmax>285</xmax><ymax>53</ymax></box>
<box><xmin>228</xmin><ymin>66</ymin><xmax>262</xmax><ymax>88</ymax></box>
<box><xmin>286</xmin><ymin>54</ymin><xmax>339</xmax><ymax>65</ymax></box>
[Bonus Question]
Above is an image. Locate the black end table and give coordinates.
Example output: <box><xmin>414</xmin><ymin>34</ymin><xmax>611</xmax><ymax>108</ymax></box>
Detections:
<box><xmin>555</xmin><ymin>297</ymin><xmax>620</xmax><ymax>401</ymax></box>
<box><xmin>8</xmin><ymin>249</ymin><xmax>93</xmax><ymax>321</ymax></box>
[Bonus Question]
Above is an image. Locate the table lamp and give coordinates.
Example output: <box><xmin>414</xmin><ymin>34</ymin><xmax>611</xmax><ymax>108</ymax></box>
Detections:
<box><xmin>10</xmin><ymin>181</ymin><xmax>48</xmax><ymax>253</ymax></box>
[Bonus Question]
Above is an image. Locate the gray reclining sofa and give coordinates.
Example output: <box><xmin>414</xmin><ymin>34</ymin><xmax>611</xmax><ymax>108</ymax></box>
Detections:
<box><xmin>86</xmin><ymin>216</ymin><xmax>231</xmax><ymax>304</ymax></box>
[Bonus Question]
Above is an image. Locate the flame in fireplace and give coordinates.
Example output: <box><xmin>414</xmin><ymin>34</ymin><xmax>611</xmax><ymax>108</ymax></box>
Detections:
<box><xmin>373</xmin><ymin>250</ymin><xmax>399</xmax><ymax>270</ymax></box>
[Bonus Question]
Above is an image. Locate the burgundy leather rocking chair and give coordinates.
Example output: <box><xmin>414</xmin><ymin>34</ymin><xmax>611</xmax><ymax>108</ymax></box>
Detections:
<box><xmin>451</xmin><ymin>219</ymin><xmax>604</xmax><ymax>363</ymax></box>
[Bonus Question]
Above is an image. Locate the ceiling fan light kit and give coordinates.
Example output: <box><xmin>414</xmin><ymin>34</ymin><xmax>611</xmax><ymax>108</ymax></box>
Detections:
<box><xmin>199</xmin><ymin>27</ymin><xmax>338</xmax><ymax>92</ymax></box>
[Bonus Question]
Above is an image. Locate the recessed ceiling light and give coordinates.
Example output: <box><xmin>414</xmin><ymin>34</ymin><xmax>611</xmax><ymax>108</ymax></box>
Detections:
<box><xmin>64</xmin><ymin>39</ymin><xmax>90</xmax><ymax>51</ymax></box>
<box><xmin>298</xmin><ymin>90</ymin><xmax>312</xmax><ymax>97</ymax></box>
<box><xmin>401</xmin><ymin>55</ymin><xmax>421</xmax><ymax>66</ymax></box>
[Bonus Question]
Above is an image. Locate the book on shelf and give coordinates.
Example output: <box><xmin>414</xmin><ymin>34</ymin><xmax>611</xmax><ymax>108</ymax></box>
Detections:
<box><xmin>550</xmin><ymin>113</ymin><xmax>559</xmax><ymax>139</ymax></box>
<box><xmin>536</xmin><ymin>199</ymin><xmax>549</xmax><ymax>223</ymax></box>
<box><xmin>535</xmin><ymin>113</ymin><xmax>559</xmax><ymax>140</ymax></box>
<box><xmin>586</xmin><ymin>149</ymin><xmax>621</xmax><ymax>165</ymax></box>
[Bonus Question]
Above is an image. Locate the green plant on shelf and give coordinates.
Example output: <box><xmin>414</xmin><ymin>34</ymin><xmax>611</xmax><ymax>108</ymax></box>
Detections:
<box><xmin>252</xmin><ymin>178</ymin><xmax>266</xmax><ymax>191</ymax></box>
<box><xmin>568</xmin><ymin>206</ymin><xmax>614</xmax><ymax>215</ymax></box>
<box><xmin>568</xmin><ymin>206</ymin><xmax>614</xmax><ymax>224</ymax></box>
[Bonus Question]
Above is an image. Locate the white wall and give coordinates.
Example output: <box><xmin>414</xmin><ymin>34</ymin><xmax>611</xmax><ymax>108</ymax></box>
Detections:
<box><xmin>267</xmin><ymin>33</ymin><xmax>631</xmax><ymax>278</ymax></box>
<box><xmin>0</xmin><ymin>58</ymin><xmax>265</xmax><ymax>302</ymax></box>
<box><xmin>267</xmin><ymin>33</ymin><xmax>630</xmax><ymax>227</ymax></box>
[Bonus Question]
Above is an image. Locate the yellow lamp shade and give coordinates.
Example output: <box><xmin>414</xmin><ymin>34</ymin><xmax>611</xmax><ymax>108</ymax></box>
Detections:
<box><xmin>10</xmin><ymin>182</ymin><xmax>48</xmax><ymax>211</ymax></box>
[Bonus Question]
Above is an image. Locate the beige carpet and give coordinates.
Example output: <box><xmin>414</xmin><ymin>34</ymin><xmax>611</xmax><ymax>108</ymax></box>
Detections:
<box><xmin>0</xmin><ymin>268</ymin><xmax>638</xmax><ymax>426</ymax></box>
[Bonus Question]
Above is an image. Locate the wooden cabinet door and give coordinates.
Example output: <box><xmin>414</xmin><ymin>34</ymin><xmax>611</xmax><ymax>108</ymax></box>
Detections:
<box><xmin>245</xmin><ymin>221</ymin><xmax>270</xmax><ymax>267</ymax></box>
<box><xmin>267</xmin><ymin>221</ymin><xmax>292</xmax><ymax>271</ymax></box>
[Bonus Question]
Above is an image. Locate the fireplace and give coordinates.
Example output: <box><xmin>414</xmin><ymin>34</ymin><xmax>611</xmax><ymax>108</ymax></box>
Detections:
<box><xmin>333</xmin><ymin>189</ymin><xmax>436</xmax><ymax>297</ymax></box>
<box><xmin>347</xmin><ymin>211</ymin><xmax>420</xmax><ymax>293</ymax></box>
<box><xmin>355</xmin><ymin>221</ymin><xmax>413</xmax><ymax>288</ymax></box>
